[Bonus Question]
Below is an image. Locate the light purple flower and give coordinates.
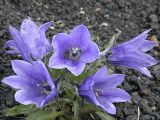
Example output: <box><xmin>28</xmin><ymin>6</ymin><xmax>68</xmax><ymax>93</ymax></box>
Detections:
<box><xmin>49</xmin><ymin>25</ymin><xmax>99</xmax><ymax>76</ymax></box>
<box><xmin>2</xmin><ymin>60</ymin><xmax>57</xmax><ymax>108</ymax></box>
<box><xmin>108</xmin><ymin>30</ymin><xmax>157</xmax><ymax>77</ymax></box>
<box><xmin>5</xmin><ymin>18</ymin><xmax>52</xmax><ymax>62</ymax></box>
<box><xmin>79</xmin><ymin>67</ymin><xmax>131</xmax><ymax>114</ymax></box>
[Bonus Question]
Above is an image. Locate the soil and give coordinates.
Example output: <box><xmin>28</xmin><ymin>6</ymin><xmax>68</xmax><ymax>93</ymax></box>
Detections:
<box><xmin>0</xmin><ymin>0</ymin><xmax>160</xmax><ymax>120</ymax></box>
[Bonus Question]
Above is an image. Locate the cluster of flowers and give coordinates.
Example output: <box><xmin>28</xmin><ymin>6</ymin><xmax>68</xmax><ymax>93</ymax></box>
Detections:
<box><xmin>2</xmin><ymin>18</ymin><xmax>157</xmax><ymax>114</ymax></box>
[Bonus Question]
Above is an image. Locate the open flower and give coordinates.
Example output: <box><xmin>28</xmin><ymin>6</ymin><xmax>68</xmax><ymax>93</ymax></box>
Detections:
<box><xmin>49</xmin><ymin>25</ymin><xmax>99</xmax><ymax>76</ymax></box>
<box><xmin>108</xmin><ymin>30</ymin><xmax>157</xmax><ymax>77</ymax></box>
<box><xmin>5</xmin><ymin>18</ymin><xmax>52</xmax><ymax>62</ymax></box>
<box><xmin>2</xmin><ymin>60</ymin><xmax>57</xmax><ymax>108</ymax></box>
<box><xmin>78</xmin><ymin>67</ymin><xmax>131</xmax><ymax>114</ymax></box>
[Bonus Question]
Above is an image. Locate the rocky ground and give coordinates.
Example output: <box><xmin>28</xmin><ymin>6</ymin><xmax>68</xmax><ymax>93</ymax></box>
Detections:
<box><xmin>0</xmin><ymin>0</ymin><xmax>160</xmax><ymax>120</ymax></box>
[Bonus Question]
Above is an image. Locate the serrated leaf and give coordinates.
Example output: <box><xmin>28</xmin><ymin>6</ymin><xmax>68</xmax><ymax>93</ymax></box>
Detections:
<box><xmin>26</xmin><ymin>110</ymin><xmax>65</xmax><ymax>120</ymax></box>
<box><xmin>95</xmin><ymin>111</ymin><xmax>116</xmax><ymax>120</ymax></box>
<box><xmin>1</xmin><ymin>105</ymin><xmax>36</xmax><ymax>116</ymax></box>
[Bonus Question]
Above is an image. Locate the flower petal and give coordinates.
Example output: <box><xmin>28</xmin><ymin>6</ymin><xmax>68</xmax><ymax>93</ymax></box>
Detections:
<box><xmin>80</xmin><ymin>41</ymin><xmax>99</xmax><ymax>63</ymax></box>
<box><xmin>67</xmin><ymin>61</ymin><xmax>85</xmax><ymax>76</ymax></box>
<box><xmin>9</xmin><ymin>26</ymin><xmax>31</xmax><ymax>62</ymax></box>
<box><xmin>94</xmin><ymin>74</ymin><xmax>125</xmax><ymax>89</ymax></box>
<box><xmin>139</xmin><ymin>40</ymin><xmax>156</xmax><ymax>52</ymax></box>
<box><xmin>2</xmin><ymin>75</ymin><xmax>35</xmax><ymax>89</ymax></box>
<box><xmin>20</xmin><ymin>19</ymin><xmax>44</xmax><ymax>60</ymax></box>
<box><xmin>49</xmin><ymin>53</ymin><xmax>67</xmax><ymax>69</ymax></box>
<box><xmin>98</xmin><ymin>97</ymin><xmax>116</xmax><ymax>114</ymax></box>
<box><xmin>4</xmin><ymin>40</ymin><xmax>20</xmax><ymax>54</ymax></box>
<box><xmin>70</xmin><ymin>24</ymin><xmax>91</xmax><ymax>49</ymax></box>
<box><xmin>109</xmin><ymin>51</ymin><xmax>154</xmax><ymax>67</ymax></box>
<box><xmin>111</xmin><ymin>30</ymin><xmax>151</xmax><ymax>52</ymax></box>
<box><xmin>40</xmin><ymin>88</ymin><xmax>57</xmax><ymax>108</ymax></box>
<box><xmin>93</xmin><ymin>66</ymin><xmax>108</xmax><ymax>80</ymax></box>
<box><xmin>15</xmin><ymin>89</ymin><xmax>46</xmax><ymax>108</ymax></box>
<box><xmin>79</xmin><ymin>76</ymin><xmax>94</xmax><ymax>90</ymax></box>
<box><xmin>79</xmin><ymin>90</ymin><xmax>99</xmax><ymax>106</ymax></box>
<box><xmin>39</xmin><ymin>21</ymin><xmax>53</xmax><ymax>53</ymax></box>
<box><xmin>52</xmin><ymin>33</ymin><xmax>73</xmax><ymax>53</ymax></box>
<box><xmin>99</xmin><ymin>88</ymin><xmax>131</xmax><ymax>103</ymax></box>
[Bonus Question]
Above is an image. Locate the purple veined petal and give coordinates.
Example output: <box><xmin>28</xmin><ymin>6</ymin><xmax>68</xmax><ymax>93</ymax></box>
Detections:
<box><xmin>52</xmin><ymin>33</ymin><xmax>73</xmax><ymax>53</ymax></box>
<box><xmin>111</xmin><ymin>60</ymin><xmax>152</xmax><ymax>77</ymax></box>
<box><xmin>9</xmin><ymin>26</ymin><xmax>32</xmax><ymax>62</ymax></box>
<box><xmin>80</xmin><ymin>41</ymin><xmax>99</xmax><ymax>63</ymax></box>
<box><xmin>67</xmin><ymin>61</ymin><xmax>86</xmax><ymax>76</ymax></box>
<box><xmin>78</xmin><ymin>75</ymin><xmax>94</xmax><ymax>90</ymax></box>
<box><xmin>4</xmin><ymin>40</ymin><xmax>20</xmax><ymax>54</ymax></box>
<box><xmin>70</xmin><ymin>24</ymin><xmax>91</xmax><ymax>49</ymax></box>
<box><xmin>2</xmin><ymin>75</ymin><xmax>35</xmax><ymax>90</ymax></box>
<box><xmin>50</xmin><ymin>53</ymin><xmax>85</xmax><ymax>76</ymax></box>
<box><xmin>93</xmin><ymin>66</ymin><xmax>108</xmax><ymax>81</ymax></box>
<box><xmin>11</xmin><ymin>60</ymin><xmax>51</xmax><ymax>83</ymax></box>
<box><xmin>11</xmin><ymin>60</ymin><xmax>35</xmax><ymax>77</ymax></box>
<box><xmin>111</xmin><ymin>30</ymin><xmax>151</xmax><ymax>52</ymax></box>
<box><xmin>39</xmin><ymin>21</ymin><xmax>53</xmax><ymax>53</ymax></box>
<box><xmin>93</xmin><ymin>74</ymin><xmax>125</xmax><ymax>89</ymax></box>
<box><xmin>33</xmin><ymin>61</ymin><xmax>56</xmax><ymax>88</ymax></box>
<box><xmin>98</xmin><ymin>96</ymin><xmax>116</xmax><ymax>114</ymax></box>
<box><xmin>5</xmin><ymin>50</ymin><xmax>19</xmax><ymax>54</ymax></box>
<box><xmin>40</xmin><ymin>88</ymin><xmax>57</xmax><ymax>108</ymax></box>
<box><xmin>99</xmin><ymin>88</ymin><xmax>131</xmax><ymax>103</ymax></box>
<box><xmin>15</xmin><ymin>89</ymin><xmax>46</xmax><ymax>108</ymax></box>
<box><xmin>20</xmin><ymin>19</ymin><xmax>42</xmax><ymax>60</ymax></box>
<box><xmin>134</xmin><ymin>66</ymin><xmax>152</xmax><ymax>78</ymax></box>
<box><xmin>142</xmin><ymin>53</ymin><xmax>158</xmax><ymax>66</ymax></box>
<box><xmin>108</xmin><ymin>51</ymin><xmax>153</xmax><ymax>67</ymax></box>
<box><xmin>49</xmin><ymin>51</ymin><xmax>68</xmax><ymax>69</ymax></box>
<box><xmin>139</xmin><ymin>40</ymin><xmax>156</xmax><ymax>52</ymax></box>
<box><xmin>79</xmin><ymin>90</ymin><xmax>99</xmax><ymax>106</ymax></box>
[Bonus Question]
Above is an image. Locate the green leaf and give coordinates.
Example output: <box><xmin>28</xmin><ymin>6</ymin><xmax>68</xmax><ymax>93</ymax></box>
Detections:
<box><xmin>64</xmin><ymin>87</ymin><xmax>75</xmax><ymax>100</ymax></box>
<box><xmin>49</xmin><ymin>68</ymin><xmax>63</xmax><ymax>79</ymax></box>
<box><xmin>1</xmin><ymin>105</ymin><xmax>36</xmax><ymax>116</ymax></box>
<box><xmin>26</xmin><ymin>110</ymin><xmax>65</xmax><ymax>120</ymax></box>
<box><xmin>95</xmin><ymin>112</ymin><xmax>116</xmax><ymax>120</ymax></box>
<box><xmin>100</xmin><ymin>30</ymin><xmax>121</xmax><ymax>56</ymax></box>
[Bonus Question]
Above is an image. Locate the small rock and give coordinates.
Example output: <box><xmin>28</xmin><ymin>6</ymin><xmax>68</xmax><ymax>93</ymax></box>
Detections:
<box><xmin>6</xmin><ymin>92</ymin><xmax>14</xmax><ymax>106</ymax></box>
<box><xmin>131</xmin><ymin>92</ymin><xmax>141</xmax><ymax>104</ymax></box>
<box><xmin>149</xmin><ymin>14</ymin><xmax>158</xmax><ymax>23</ymax></box>
<box><xmin>0</xmin><ymin>65</ymin><xmax>5</xmax><ymax>74</ymax></box>
<box><xmin>123</xmin><ymin>108</ymin><xmax>135</xmax><ymax>116</ymax></box>
<box><xmin>126</xmin><ymin>115</ymin><xmax>137</xmax><ymax>120</ymax></box>
<box><xmin>140</xmin><ymin>115</ymin><xmax>154</xmax><ymax>120</ymax></box>
<box><xmin>100</xmin><ymin>22</ymin><xmax>109</xmax><ymax>27</ymax></box>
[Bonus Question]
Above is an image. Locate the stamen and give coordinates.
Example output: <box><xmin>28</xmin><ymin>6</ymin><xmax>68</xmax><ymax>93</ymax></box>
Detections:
<box><xmin>94</xmin><ymin>89</ymin><xmax>102</xmax><ymax>97</ymax></box>
<box><xmin>64</xmin><ymin>47</ymin><xmax>82</xmax><ymax>60</ymax></box>
<box><xmin>37</xmin><ymin>82</ymin><xmax>51</xmax><ymax>95</ymax></box>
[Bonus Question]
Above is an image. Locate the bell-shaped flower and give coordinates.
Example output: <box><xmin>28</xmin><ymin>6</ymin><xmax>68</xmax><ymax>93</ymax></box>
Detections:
<box><xmin>49</xmin><ymin>25</ymin><xmax>99</xmax><ymax>76</ymax></box>
<box><xmin>78</xmin><ymin>67</ymin><xmax>131</xmax><ymax>114</ymax></box>
<box><xmin>108</xmin><ymin>30</ymin><xmax>157</xmax><ymax>77</ymax></box>
<box><xmin>5</xmin><ymin>18</ymin><xmax>52</xmax><ymax>62</ymax></box>
<box><xmin>2</xmin><ymin>60</ymin><xmax>57</xmax><ymax>108</ymax></box>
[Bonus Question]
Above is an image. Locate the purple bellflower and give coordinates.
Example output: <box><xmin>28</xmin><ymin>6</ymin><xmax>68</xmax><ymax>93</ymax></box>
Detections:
<box><xmin>79</xmin><ymin>67</ymin><xmax>131</xmax><ymax>114</ymax></box>
<box><xmin>108</xmin><ymin>30</ymin><xmax>157</xmax><ymax>77</ymax></box>
<box><xmin>5</xmin><ymin>18</ymin><xmax>52</xmax><ymax>62</ymax></box>
<box><xmin>49</xmin><ymin>25</ymin><xmax>99</xmax><ymax>76</ymax></box>
<box><xmin>2</xmin><ymin>60</ymin><xmax>57</xmax><ymax>108</ymax></box>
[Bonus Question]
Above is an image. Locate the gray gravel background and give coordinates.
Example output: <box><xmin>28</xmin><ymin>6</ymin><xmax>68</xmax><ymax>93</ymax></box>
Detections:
<box><xmin>0</xmin><ymin>0</ymin><xmax>160</xmax><ymax>119</ymax></box>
